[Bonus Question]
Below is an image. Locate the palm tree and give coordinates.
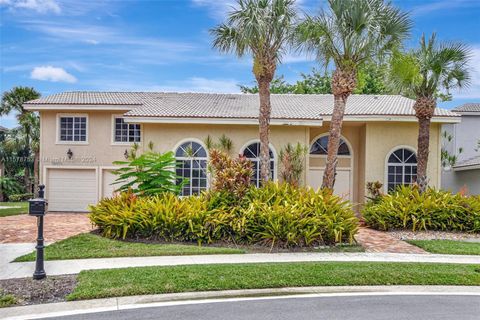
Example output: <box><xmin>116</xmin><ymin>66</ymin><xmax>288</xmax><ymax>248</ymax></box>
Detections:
<box><xmin>211</xmin><ymin>0</ymin><xmax>298</xmax><ymax>184</ymax></box>
<box><xmin>1</xmin><ymin>87</ymin><xmax>41</xmax><ymax>193</ymax></box>
<box><xmin>296</xmin><ymin>0</ymin><xmax>411</xmax><ymax>189</ymax></box>
<box><xmin>390</xmin><ymin>34</ymin><xmax>471</xmax><ymax>192</ymax></box>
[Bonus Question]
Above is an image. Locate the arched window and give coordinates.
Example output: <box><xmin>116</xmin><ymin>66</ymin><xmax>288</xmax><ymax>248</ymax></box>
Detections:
<box><xmin>241</xmin><ymin>142</ymin><xmax>275</xmax><ymax>187</ymax></box>
<box><xmin>175</xmin><ymin>141</ymin><xmax>208</xmax><ymax>196</ymax></box>
<box><xmin>386</xmin><ymin>148</ymin><xmax>417</xmax><ymax>191</ymax></box>
<box><xmin>310</xmin><ymin>135</ymin><xmax>351</xmax><ymax>156</ymax></box>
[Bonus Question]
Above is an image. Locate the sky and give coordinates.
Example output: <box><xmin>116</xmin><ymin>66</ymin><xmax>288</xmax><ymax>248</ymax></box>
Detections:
<box><xmin>1</xmin><ymin>0</ymin><xmax>480</xmax><ymax>128</ymax></box>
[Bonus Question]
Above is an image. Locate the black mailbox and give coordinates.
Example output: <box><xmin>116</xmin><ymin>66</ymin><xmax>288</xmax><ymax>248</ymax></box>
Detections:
<box><xmin>29</xmin><ymin>198</ymin><xmax>48</xmax><ymax>216</ymax></box>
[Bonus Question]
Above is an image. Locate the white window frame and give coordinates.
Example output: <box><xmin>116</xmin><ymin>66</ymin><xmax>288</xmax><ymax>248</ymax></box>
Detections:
<box><xmin>56</xmin><ymin>113</ymin><xmax>89</xmax><ymax>145</ymax></box>
<box><xmin>309</xmin><ymin>133</ymin><xmax>353</xmax><ymax>159</ymax></box>
<box><xmin>111</xmin><ymin>115</ymin><xmax>142</xmax><ymax>145</ymax></box>
<box><xmin>174</xmin><ymin>138</ymin><xmax>209</xmax><ymax>196</ymax></box>
<box><xmin>384</xmin><ymin>145</ymin><xmax>418</xmax><ymax>193</ymax></box>
<box><xmin>239</xmin><ymin>139</ymin><xmax>277</xmax><ymax>187</ymax></box>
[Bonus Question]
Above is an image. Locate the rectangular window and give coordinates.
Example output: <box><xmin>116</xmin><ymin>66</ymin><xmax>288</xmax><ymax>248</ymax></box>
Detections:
<box><xmin>59</xmin><ymin>116</ymin><xmax>87</xmax><ymax>142</ymax></box>
<box><xmin>114</xmin><ymin>117</ymin><xmax>141</xmax><ymax>143</ymax></box>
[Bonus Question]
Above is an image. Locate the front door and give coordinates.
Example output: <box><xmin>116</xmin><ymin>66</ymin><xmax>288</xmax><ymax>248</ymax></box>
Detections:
<box><xmin>307</xmin><ymin>168</ymin><xmax>352</xmax><ymax>201</ymax></box>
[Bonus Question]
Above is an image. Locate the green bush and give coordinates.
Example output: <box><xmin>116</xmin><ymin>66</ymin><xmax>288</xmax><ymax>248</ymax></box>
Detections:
<box><xmin>8</xmin><ymin>193</ymin><xmax>33</xmax><ymax>202</ymax></box>
<box><xmin>363</xmin><ymin>186</ymin><xmax>480</xmax><ymax>232</ymax></box>
<box><xmin>89</xmin><ymin>183</ymin><xmax>358</xmax><ymax>248</ymax></box>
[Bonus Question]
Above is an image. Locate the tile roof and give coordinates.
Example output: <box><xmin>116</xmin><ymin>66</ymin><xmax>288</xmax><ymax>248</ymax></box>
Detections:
<box><xmin>0</xmin><ymin>126</ymin><xmax>8</xmax><ymax>132</ymax></box>
<box><xmin>454</xmin><ymin>155</ymin><xmax>480</xmax><ymax>169</ymax></box>
<box><xmin>24</xmin><ymin>91</ymin><xmax>458</xmax><ymax>120</ymax></box>
<box><xmin>453</xmin><ymin>103</ymin><xmax>480</xmax><ymax>113</ymax></box>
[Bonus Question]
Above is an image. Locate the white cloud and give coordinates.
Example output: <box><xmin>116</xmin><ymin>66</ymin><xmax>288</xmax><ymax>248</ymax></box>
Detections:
<box><xmin>412</xmin><ymin>0</ymin><xmax>480</xmax><ymax>17</ymax></box>
<box><xmin>30</xmin><ymin>66</ymin><xmax>77</xmax><ymax>83</ymax></box>
<box><xmin>1</xmin><ymin>0</ymin><xmax>61</xmax><ymax>14</ymax></box>
<box><xmin>191</xmin><ymin>0</ymin><xmax>237</xmax><ymax>20</ymax></box>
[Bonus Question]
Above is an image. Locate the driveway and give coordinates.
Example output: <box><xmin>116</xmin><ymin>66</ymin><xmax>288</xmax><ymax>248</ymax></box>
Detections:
<box><xmin>0</xmin><ymin>213</ymin><xmax>93</xmax><ymax>244</ymax></box>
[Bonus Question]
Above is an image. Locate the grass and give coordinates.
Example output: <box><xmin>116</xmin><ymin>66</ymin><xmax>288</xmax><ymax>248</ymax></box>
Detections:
<box><xmin>0</xmin><ymin>202</ymin><xmax>28</xmax><ymax>217</ymax></box>
<box><xmin>68</xmin><ymin>261</ymin><xmax>480</xmax><ymax>300</ymax></box>
<box><xmin>407</xmin><ymin>240</ymin><xmax>480</xmax><ymax>255</ymax></box>
<box><xmin>0</xmin><ymin>292</ymin><xmax>16</xmax><ymax>308</ymax></box>
<box><xmin>14</xmin><ymin>233</ymin><xmax>246</xmax><ymax>262</ymax></box>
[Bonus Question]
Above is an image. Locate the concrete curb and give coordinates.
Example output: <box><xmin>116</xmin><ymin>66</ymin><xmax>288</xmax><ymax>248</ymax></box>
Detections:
<box><xmin>2</xmin><ymin>286</ymin><xmax>480</xmax><ymax>320</ymax></box>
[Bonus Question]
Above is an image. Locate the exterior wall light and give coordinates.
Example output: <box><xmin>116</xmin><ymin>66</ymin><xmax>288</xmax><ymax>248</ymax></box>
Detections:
<box><xmin>67</xmin><ymin>149</ymin><xmax>73</xmax><ymax>159</ymax></box>
<box><xmin>124</xmin><ymin>149</ymin><xmax>129</xmax><ymax>159</ymax></box>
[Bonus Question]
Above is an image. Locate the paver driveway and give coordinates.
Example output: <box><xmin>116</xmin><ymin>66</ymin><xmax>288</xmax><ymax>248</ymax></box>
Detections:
<box><xmin>0</xmin><ymin>213</ymin><xmax>93</xmax><ymax>243</ymax></box>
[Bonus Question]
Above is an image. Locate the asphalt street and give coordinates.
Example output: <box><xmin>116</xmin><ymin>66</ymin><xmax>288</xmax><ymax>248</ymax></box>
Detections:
<box><xmin>44</xmin><ymin>294</ymin><xmax>480</xmax><ymax>320</ymax></box>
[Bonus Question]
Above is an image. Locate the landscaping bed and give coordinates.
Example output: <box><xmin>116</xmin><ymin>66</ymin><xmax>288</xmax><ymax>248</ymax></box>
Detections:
<box><xmin>0</xmin><ymin>275</ymin><xmax>76</xmax><ymax>307</ymax></box>
<box><xmin>0</xmin><ymin>202</ymin><xmax>28</xmax><ymax>217</ymax></box>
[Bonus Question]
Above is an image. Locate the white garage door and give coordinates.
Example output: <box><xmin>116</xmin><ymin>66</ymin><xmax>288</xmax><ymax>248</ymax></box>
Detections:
<box><xmin>47</xmin><ymin>169</ymin><xmax>97</xmax><ymax>212</ymax></box>
<box><xmin>102</xmin><ymin>170</ymin><xmax>118</xmax><ymax>199</ymax></box>
<box><xmin>307</xmin><ymin>168</ymin><xmax>352</xmax><ymax>200</ymax></box>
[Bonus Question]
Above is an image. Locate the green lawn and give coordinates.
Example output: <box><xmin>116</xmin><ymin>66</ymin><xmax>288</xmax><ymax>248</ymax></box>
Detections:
<box><xmin>68</xmin><ymin>262</ymin><xmax>480</xmax><ymax>300</ymax></box>
<box><xmin>407</xmin><ymin>239</ymin><xmax>480</xmax><ymax>255</ymax></box>
<box><xmin>0</xmin><ymin>202</ymin><xmax>28</xmax><ymax>217</ymax></box>
<box><xmin>15</xmin><ymin>233</ymin><xmax>246</xmax><ymax>262</ymax></box>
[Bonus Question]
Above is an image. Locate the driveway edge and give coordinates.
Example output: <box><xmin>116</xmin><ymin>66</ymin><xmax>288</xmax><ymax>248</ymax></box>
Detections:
<box><xmin>2</xmin><ymin>285</ymin><xmax>480</xmax><ymax>320</ymax></box>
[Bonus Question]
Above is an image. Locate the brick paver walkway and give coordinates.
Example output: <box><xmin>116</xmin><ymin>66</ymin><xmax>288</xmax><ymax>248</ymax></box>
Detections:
<box><xmin>0</xmin><ymin>213</ymin><xmax>93</xmax><ymax>243</ymax></box>
<box><xmin>355</xmin><ymin>227</ymin><xmax>427</xmax><ymax>254</ymax></box>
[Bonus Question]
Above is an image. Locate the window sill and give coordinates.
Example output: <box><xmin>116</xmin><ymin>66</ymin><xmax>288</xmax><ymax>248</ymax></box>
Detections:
<box><xmin>55</xmin><ymin>141</ymin><xmax>89</xmax><ymax>145</ymax></box>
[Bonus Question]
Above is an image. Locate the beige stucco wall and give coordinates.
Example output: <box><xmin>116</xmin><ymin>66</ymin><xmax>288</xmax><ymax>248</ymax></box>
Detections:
<box><xmin>364</xmin><ymin>121</ymin><xmax>442</xmax><ymax>193</ymax></box>
<box><xmin>39</xmin><ymin>110</ymin><xmax>443</xmax><ymax>206</ymax></box>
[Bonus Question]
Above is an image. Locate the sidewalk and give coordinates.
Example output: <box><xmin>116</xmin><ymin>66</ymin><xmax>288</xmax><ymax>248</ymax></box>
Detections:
<box><xmin>3</xmin><ymin>251</ymin><xmax>480</xmax><ymax>280</ymax></box>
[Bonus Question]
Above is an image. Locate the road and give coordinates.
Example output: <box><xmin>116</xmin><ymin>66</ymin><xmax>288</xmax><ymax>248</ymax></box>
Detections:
<box><xmin>44</xmin><ymin>294</ymin><xmax>480</xmax><ymax>320</ymax></box>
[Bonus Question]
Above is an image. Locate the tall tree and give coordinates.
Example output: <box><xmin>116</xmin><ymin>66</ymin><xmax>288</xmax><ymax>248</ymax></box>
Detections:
<box><xmin>296</xmin><ymin>0</ymin><xmax>411</xmax><ymax>189</ymax></box>
<box><xmin>390</xmin><ymin>34</ymin><xmax>471</xmax><ymax>191</ymax></box>
<box><xmin>1</xmin><ymin>87</ymin><xmax>41</xmax><ymax>193</ymax></box>
<box><xmin>211</xmin><ymin>0</ymin><xmax>298</xmax><ymax>183</ymax></box>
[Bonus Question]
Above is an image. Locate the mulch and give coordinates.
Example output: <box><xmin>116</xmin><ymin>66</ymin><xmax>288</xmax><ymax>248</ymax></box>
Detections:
<box><xmin>0</xmin><ymin>275</ymin><xmax>77</xmax><ymax>307</ymax></box>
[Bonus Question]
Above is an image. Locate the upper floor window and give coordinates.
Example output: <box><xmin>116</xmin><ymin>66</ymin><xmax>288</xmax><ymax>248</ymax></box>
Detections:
<box><xmin>114</xmin><ymin>117</ymin><xmax>141</xmax><ymax>143</ymax></box>
<box><xmin>386</xmin><ymin>148</ymin><xmax>417</xmax><ymax>191</ymax></box>
<box><xmin>310</xmin><ymin>135</ymin><xmax>351</xmax><ymax>156</ymax></box>
<box><xmin>241</xmin><ymin>142</ymin><xmax>275</xmax><ymax>187</ymax></box>
<box><xmin>59</xmin><ymin>116</ymin><xmax>87</xmax><ymax>142</ymax></box>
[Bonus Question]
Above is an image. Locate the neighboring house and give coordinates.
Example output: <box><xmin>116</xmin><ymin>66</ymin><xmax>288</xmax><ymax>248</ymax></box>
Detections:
<box><xmin>24</xmin><ymin>92</ymin><xmax>458</xmax><ymax>212</ymax></box>
<box><xmin>442</xmin><ymin>103</ymin><xmax>480</xmax><ymax>195</ymax></box>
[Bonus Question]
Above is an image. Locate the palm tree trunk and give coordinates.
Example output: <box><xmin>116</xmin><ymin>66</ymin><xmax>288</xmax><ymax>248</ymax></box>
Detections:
<box><xmin>322</xmin><ymin>68</ymin><xmax>356</xmax><ymax>190</ymax></box>
<box><xmin>258</xmin><ymin>79</ymin><xmax>272</xmax><ymax>184</ymax></box>
<box><xmin>414</xmin><ymin>97</ymin><xmax>436</xmax><ymax>193</ymax></box>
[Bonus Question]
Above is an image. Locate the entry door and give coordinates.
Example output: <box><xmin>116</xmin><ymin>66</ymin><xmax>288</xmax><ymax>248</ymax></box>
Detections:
<box><xmin>307</xmin><ymin>168</ymin><xmax>352</xmax><ymax>200</ymax></box>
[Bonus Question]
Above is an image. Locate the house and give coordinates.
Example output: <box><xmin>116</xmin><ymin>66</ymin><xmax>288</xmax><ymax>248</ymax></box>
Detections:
<box><xmin>23</xmin><ymin>92</ymin><xmax>459</xmax><ymax>212</ymax></box>
<box><xmin>442</xmin><ymin>103</ymin><xmax>480</xmax><ymax>195</ymax></box>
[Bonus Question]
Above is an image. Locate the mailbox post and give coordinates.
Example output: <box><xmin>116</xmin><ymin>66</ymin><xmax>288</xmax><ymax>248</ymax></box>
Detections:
<box><xmin>28</xmin><ymin>185</ymin><xmax>48</xmax><ymax>280</ymax></box>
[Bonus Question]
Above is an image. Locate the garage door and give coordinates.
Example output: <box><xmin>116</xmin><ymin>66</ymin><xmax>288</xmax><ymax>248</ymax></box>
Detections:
<box><xmin>102</xmin><ymin>170</ymin><xmax>118</xmax><ymax>199</ymax></box>
<box><xmin>47</xmin><ymin>169</ymin><xmax>97</xmax><ymax>212</ymax></box>
<box><xmin>307</xmin><ymin>168</ymin><xmax>352</xmax><ymax>200</ymax></box>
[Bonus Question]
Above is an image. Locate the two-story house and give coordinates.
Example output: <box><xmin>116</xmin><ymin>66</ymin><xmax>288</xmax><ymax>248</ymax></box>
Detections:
<box><xmin>24</xmin><ymin>92</ymin><xmax>459</xmax><ymax>212</ymax></box>
<box><xmin>442</xmin><ymin>103</ymin><xmax>480</xmax><ymax>195</ymax></box>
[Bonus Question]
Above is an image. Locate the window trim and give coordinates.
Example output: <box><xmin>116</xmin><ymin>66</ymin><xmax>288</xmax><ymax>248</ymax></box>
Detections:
<box><xmin>384</xmin><ymin>145</ymin><xmax>417</xmax><ymax>193</ymax></box>
<box><xmin>239</xmin><ymin>139</ymin><xmax>277</xmax><ymax>187</ymax></box>
<box><xmin>56</xmin><ymin>113</ymin><xmax>89</xmax><ymax>145</ymax></box>
<box><xmin>309</xmin><ymin>133</ymin><xmax>353</xmax><ymax>159</ymax></box>
<box><xmin>174</xmin><ymin>138</ymin><xmax>209</xmax><ymax>196</ymax></box>
<box><xmin>111</xmin><ymin>114</ymin><xmax>142</xmax><ymax>145</ymax></box>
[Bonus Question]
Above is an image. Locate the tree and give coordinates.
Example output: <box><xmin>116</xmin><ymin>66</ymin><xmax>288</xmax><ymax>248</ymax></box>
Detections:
<box><xmin>211</xmin><ymin>0</ymin><xmax>298</xmax><ymax>184</ymax></box>
<box><xmin>1</xmin><ymin>87</ymin><xmax>41</xmax><ymax>193</ymax></box>
<box><xmin>296</xmin><ymin>0</ymin><xmax>411</xmax><ymax>189</ymax></box>
<box><xmin>390</xmin><ymin>34</ymin><xmax>471</xmax><ymax>191</ymax></box>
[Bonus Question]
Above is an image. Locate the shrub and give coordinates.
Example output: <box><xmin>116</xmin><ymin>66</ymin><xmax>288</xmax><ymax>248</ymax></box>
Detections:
<box><xmin>279</xmin><ymin>143</ymin><xmax>308</xmax><ymax>187</ymax></box>
<box><xmin>112</xmin><ymin>151</ymin><xmax>183</xmax><ymax>196</ymax></box>
<box><xmin>8</xmin><ymin>193</ymin><xmax>34</xmax><ymax>202</ymax></box>
<box><xmin>208</xmin><ymin>149</ymin><xmax>253</xmax><ymax>201</ymax></box>
<box><xmin>89</xmin><ymin>183</ymin><xmax>358</xmax><ymax>248</ymax></box>
<box><xmin>363</xmin><ymin>185</ymin><xmax>480</xmax><ymax>232</ymax></box>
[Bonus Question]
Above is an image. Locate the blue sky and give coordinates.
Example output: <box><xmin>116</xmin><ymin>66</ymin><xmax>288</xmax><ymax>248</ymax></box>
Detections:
<box><xmin>1</xmin><ymin>0</ymin><xmax>480</xmax><ymax>128</ymax></box>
